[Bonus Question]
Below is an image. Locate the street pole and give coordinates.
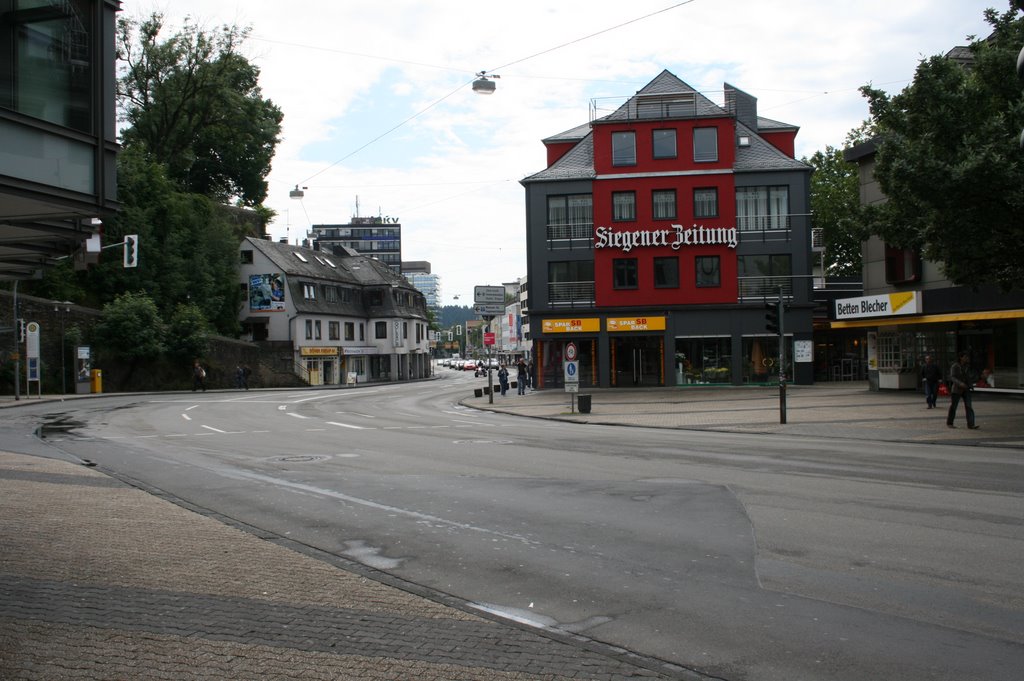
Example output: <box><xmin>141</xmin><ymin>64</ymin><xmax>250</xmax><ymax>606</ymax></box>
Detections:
<box><xmin>777</xmin><ymin>286</ymin><xmax>787</xmax><ymax>424</ymax></box>
<box><xmin>484</xmin><ymin>315</ymin><xmax>494</xmax><ymax>404</ymax></box>
<box><xmin>12</xmin><ymin>281</ymin><xmax>19</xmax><ymax>401</ymax></box>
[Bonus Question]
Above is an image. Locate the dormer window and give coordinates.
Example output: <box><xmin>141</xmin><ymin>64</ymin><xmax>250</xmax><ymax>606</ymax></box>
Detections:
<box><xmin>738</xmin><ymin>135</ymin><xmax>751</xmax><ymax>147</ymax></box>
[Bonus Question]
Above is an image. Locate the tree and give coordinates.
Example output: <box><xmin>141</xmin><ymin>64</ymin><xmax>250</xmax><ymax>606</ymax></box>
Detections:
<box><xmin>117</xmin><ymin>14</ymin><xmax>283</xmax><ymax>206</ymax></box>
<box><xmin>804</xmin><ymin>144</ymin><xmax>865</xmax><ymax>277</ymax></box>
<box><xmin>166</xmin><ymin>302</ymin><xmax>210</xmax><ymax>361</ymax></box>
<box><xmin>93</xmin><ymin>292</ymin><xmax>167</xmax><ymax>364</ymax></box>
<box><xmin>859</xmin><ymin>4</ymin><xmax>1024</xmax><ymax>291</ymax></box>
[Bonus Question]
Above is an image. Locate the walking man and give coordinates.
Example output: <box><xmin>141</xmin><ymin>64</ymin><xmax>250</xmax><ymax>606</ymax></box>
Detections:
<box><xmin>947</xmin><ymin>352</ymin><xmax>978</xmax><ymax>429</ymax></box>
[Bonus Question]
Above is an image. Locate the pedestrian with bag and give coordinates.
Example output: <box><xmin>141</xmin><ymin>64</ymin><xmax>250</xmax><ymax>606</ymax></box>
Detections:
<box><xmin>498</xmin><ymin>365</ymin><xmax>509</xmax><ymax>396</ymax></box>
<box><xmin>516</xmin><ymin>358</ymin><xmax>528</xmax><ymax>395</ymax></box>
<box><xmin>946</xmin><ymin>352</ymin><xmax>978</xmax><ymax>429</ymax></box>
<box><xmin>921</xmin><ymin>355</ymin><xmax>941</xmax><ymax>409</ymax></box>
<box><xmin>192</xmin><ymin>359</ymin><xmax>207</xmax><ymax>392</ymax></box>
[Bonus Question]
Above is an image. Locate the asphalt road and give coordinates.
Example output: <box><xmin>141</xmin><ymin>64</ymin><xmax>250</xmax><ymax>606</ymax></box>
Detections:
<box><xmin>4</xmin><ymin>374</ymin><xmax>1022</xmax><ymax>681</ymax></box>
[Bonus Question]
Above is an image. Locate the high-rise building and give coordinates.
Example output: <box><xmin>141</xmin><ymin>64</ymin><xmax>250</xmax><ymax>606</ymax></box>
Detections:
<box><xmin>402</xmin><ymin>261</ymin><xmax>441</xmax><ymax>317</ymax></box>
<box><xmin>308</xmin><ymin>216</ymin><xmax>402</xmax><ymax>274</ymax></box>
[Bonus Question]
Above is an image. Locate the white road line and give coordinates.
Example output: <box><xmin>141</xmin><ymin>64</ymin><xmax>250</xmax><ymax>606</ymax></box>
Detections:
<box><xmin>186</xmin><ymin>405</ymin><xmax>200</xmax><ymax>411</ymax></box>
<box><xmin>326</xmin><ymin>421</ymin><xmax>367</xmax><ymax>430</ymax></box>
<box><xmin>182</xmin><ymin>414</ymin><xmax>192</xmax><ymax>421</ymax></box>
<box><xmin>201</xmin><ymin>425</ymin><xmax>227</xmax><ymax>433</ymax></box>
<box><xmin>336</xmin><ymin>412</ymin><xmax>376</xmax><ymax>418</ymax></box>
<box><xmin>286</xmin><ymin>412</ymin><xmax>311</xmax><ymax>419</ymax></box>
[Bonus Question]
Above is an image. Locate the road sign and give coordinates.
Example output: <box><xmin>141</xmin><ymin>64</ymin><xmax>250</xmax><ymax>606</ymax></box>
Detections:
<box><xmin>564</xmin><ymin>342</ymin><xmax>578</xmax><ymax>361</ymax></box>
<box><xmin>564</xmin><ymin>360</ymin><xmax>579</xmax><ymax>383</ymax></box>
<box><xmin>474</xmin><ymin>285</ymin><xmax>505</xmax><ymax>304</ymax></box>
<box><xmin>564</xmin><ymin>382</ymin><xmax>579</xmax><ymax>393</ymax></box>
<box><xmin>474</xmin><ymin>303</ymin><xmax>503</xmax><ymax>316</ymax></box>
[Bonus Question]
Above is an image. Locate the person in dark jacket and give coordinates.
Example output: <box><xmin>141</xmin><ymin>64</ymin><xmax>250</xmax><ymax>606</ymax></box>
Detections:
<box><xmin>946</xmin><ymin>352</ymin><xmax>978</xmax><ymax>429</ymax></box>
<box><xmin>497</xmin><ymin>365</ymin><xmax>509</xmax><ymax>396</ymax></box>
<box><xmin>516</xmin><ymin>359</ymin><xmax>528</xmax><ymax>395</ymax></box>
<box><xmin>921</xmin><ymin>355</ymin><xmax>941</xmax><ymax>409</ymax></box>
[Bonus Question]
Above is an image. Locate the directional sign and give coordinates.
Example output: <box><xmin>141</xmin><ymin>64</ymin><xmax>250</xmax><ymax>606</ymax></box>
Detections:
<box><xmin>474</xmin><ymin>303</ymin><xmax>503</xmax><ymax>316</ymax></box>
<box><xmin>474</xmin><ymin>285</ymin><xmax>505</xmax><ymax>304</ymax></box>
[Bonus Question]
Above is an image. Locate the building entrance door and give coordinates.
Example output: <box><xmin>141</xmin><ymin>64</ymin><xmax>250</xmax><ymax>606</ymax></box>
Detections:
<box><xmin>612</xmin><ymin>336</ymin><xmax>663</xmax><ymax>386</ymax></box>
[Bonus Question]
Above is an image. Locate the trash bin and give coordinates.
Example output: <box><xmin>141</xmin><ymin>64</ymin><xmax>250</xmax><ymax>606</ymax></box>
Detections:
<box><xmin>578</xmin><ymin>393</ymin><xmax>591</xmax><ymax>413</ymax></box>
<box><xmin>474</xmin><ymin>388</ymin><xmax>483</xmax><ymax>398</ymax></box>
<box><xmin>90</xmin><ymin>369</ymin><xmax>103</xmax><ymax>394</ymax></box>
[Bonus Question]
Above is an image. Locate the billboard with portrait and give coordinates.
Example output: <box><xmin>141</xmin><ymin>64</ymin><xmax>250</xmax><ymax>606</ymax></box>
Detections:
<box><xmin>249</xmin><ymin>273</ymin><xmax>285</xmax><ymax>311</ymax></box>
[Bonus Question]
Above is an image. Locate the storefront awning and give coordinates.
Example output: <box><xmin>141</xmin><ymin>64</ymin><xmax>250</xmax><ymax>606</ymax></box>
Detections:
<box><xmin>830</xmin><ymin>309</ymin><xmax>1024</xmax><ymax>329</ymax></box>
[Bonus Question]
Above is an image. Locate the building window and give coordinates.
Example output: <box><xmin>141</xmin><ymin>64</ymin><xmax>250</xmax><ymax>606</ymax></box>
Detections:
<box><xmin>303</xmin><ymin>283</ymin><xmax>317</xmax><ymax>300</ymax></box>
<box><xmin>305</xmin><ymin>319</ymin><xmax>313</xmax><ymax>340</ymax></box>
<box><xmin>548</xmin><ymin>260</ymin><xmax>595</xmax><ymax>305</ymax></box>
<box><xmin>613</xmin><ymin>191</ymin><xmax>636</xmax><ymax>221</ymax></box>
<box><xmin>612</xmin><ymin>131</ymin><xmax>636</xmax><ymax>166</ymax></box>
<box><xmin>736</xmin><ymin>186</ymin><xmax>789</xmax><ymax>231</ymax></box>
<box><xmin>885</xmin><ymin>245</ymin><xmax>921</xmax><ymax>284</ymax></box>
<box><xmin>652</xmin><ymin>129</ymin><xmax>677</xmax><ymax>159</ymax></box>
<box><xmin>693</xmin><ymin>127</ymin><xmax>718</xmax><ymax>163</ymax></box>
<box><xmin>738</xmin><ymin>254</ymin><xmax>791</xmax><ymax>298</ymax></box>
<box><xmin>547</xmin><ymin>194</ymin><xmax>593</xmax><ymax>240</ymax></box>
<box><xmin>652</xmin><ymin>190</ymin><xmax>676</xmax><ymax>220</ymax></box>
<box><xmin>694</xmin><ymin>188</ymin><xmax>718</xmax><ymax>218</ymax></box>
<box><xmin>403</xmin><ymin>322</ymin><xmax>408</xmax><ymax>339</ymax></box>
<box><xmin>613</xmin><ymin>258</ymin><xmax>638</xmax><ymax>289</ymax></box>
<box><xmin>375</xmin><ymin>321</ymin><xmax>387</xmax><ymax>339</ymax></box>
<box><xmin>345</xmin><ymin>322</ymin><xmax>355</xmax><ymax>341</ymax></box>
<box><xmin>367</xmin><ymin>290</ymin><xmax>383</xmax><ymax>306</ymax></box>
<box><xmin>359</xmin><ymin>323</ymin><xmax>365</xmax><ymax>341</ymax></box>
<box><xmin>314</xmin><ymin>320</ymin><xmax>322</xmax><ymax>340</ymax></box>
<box><xmin>240</xmin><ymin>250</ymin><xmax>253</xmax><ymax>264</ymax></box>
<box><xmin>696</xmin><ymin>256</ymin><xmax>720</xmax><ymax>287</ymax></box>
<box><xmin>329</xmin><ymin>321</ymin><xmax>340</xmax><ymax>340</ymax></box>
<box><xmin>654</xmin><ymin>257</ymin><xmax>679</xmax><ymax>288</ymax></box>
<box><xmin>325</xmin><ymin>286</ymin><xmax>338</xmax><ymax>303</ymax></box>
<box><xmin>2</xmin><ymin>0</ymin><xmax>94</xmax><ymax>131</ymax></box>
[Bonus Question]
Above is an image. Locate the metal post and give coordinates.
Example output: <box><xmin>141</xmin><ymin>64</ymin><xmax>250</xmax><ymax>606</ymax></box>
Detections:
<box><xmin>778</xmin><ymin>286</ymin><xmax>787</xmax><ymax>424</ymax></box>
<box><xmin>13</xmin><ymin>281</ymin><xmax>19</xmax><ymax>401</ymax></box>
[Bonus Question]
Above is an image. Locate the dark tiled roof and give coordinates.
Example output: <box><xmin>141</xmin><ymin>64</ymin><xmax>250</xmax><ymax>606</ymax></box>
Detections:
<box><xmin>756</xmin><ymin>116</ymin><xmax>799</xmax><ymax>132</ymax></box>
<box><xmin>542</xmin><ymin>122</ymin><xmax>592</xmax><ymax>144</ymax></box>
<box><xmin>734</xmin><ymin>122</ymin><xmax>810</xmax><ymax>172</ymax></box>
<box><xmin>599</xmin><ymin>70</ymin><xmax>726</xmax><ymax>121</ymax></box>
<box><xmin>522</xmin><ymin>132</ymin><xmax>596</xmax><ymax>183</ymax></box>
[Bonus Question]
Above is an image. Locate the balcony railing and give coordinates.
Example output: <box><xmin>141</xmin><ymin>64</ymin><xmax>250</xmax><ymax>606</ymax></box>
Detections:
<box><xmin>737</xmin><ymin>276</ymin><xmax>794</xmax><ymax>302</ymax></box>
<box><xmin>548</xmin><ymin>281</ymin><xmax>595</xmax><ymax>307</ymax></box>
<box><xmin>737</xmin><ymin>214</ymin><xmax>792</xmax><ymax>242</ymax></box>
<box><xmin>546</xmin><ymin>222</ymin><xmax>593</xmax><ymax>250</ymax></box>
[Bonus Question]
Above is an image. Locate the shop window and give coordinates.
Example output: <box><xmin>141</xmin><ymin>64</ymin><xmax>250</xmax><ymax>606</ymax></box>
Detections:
<box><xmin>654</xmin><ymin>257</ymin><xmax>679</xmax><ymax>288</ymax></box>
<box><xmin>652</xmin><ymin>129</ymin><xmax>677</xmax><ymax>159</ymax></box>
<box><xmin>613</xmin><ymin>258</ymin><xmax>638</xmax><ymax>289</ymax></box>
<box><xmin>885</xmin><ymin>245</ymin><xmax>921</xmax><ymax>284</ymax></box>
<box><xmin>613</xmin><ymin>191</ymin><xmax>636</xmax><ymax>221</ymax></box>
<box><xmin>696</xmin><ymin>256</ymin><xmax>720</xmax><ymax>287</ymax></box>
<box><xmin>329</xmin><ymin>321</ymin><xmax>340</xmax><ymax>341</ymax></box>
<box><xmin>676</xmin><ymin>337</ymin><xmax>731</xmax><ymax>384</ymax></box>
<box><xmin>693</xmin><ymin>127</ymin><xmax>718</xmax><ymax>162</ymax></box>
<box><xmin>694</xmin><ymin>188</ymin><xmax>718</xmax><ymax>218</ymax></box>
<box><xmin>652</xmin><ymin>190</ymin><xmax>676</xmax><ymax>220</ymax></box>
<box><xmin>612</xmin><ymin>131</ymin><xmax>636</xmax><ymax>166</ymax></box>
<box><xmin>375</xmin><ymin>321</ymin><xmax>387</xmax><ymax>339</ymax></box>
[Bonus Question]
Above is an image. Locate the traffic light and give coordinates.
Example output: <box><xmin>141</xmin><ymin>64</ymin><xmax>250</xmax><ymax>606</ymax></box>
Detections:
<box><xmin>765</xmin><ymin>301</ymin><xmax>781</xmax><ymax>335</ymax></box>
<box><xmin>123</xmin><ymin>234</ymin><xmax>139</xmax><ymax>268</ymax></box>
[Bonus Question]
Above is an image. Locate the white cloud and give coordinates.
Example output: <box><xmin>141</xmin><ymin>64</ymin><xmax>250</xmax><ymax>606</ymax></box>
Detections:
<box><xmin>124</xmin><ymin>0</ymin><xmax>997</xmax><ymax>303</ymax></box>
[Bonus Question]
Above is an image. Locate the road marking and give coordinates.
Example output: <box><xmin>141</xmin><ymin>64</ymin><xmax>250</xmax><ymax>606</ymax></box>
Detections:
<box><xmin>182</xmin><ymin>414</ymin><xmax>192</xmax><ymax>421</ymax></box>
<box><xmin>286</xmin><ymin>412</ymin><xmax>311</xmax><ymax>419</ymax></box>
<box><xmin>201</xmin><ymin>425</ymin><xmax>227</xmax><ymax>433</ymax></box>
<box><xmin>327</xmin><ymin>421</ymin><xmax>367</xmax><ymax>430</ymax></box>
<box><xmin>336</xmin><ymin>412</ymin><xmax>376</xmax><ymax>418</ymax></box>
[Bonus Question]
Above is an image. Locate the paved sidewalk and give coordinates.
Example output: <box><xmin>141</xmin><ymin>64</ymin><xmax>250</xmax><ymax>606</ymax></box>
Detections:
<box><xmin>464</xmin><ymin>382</ymin><xmax>1024</xmax><ymax>449</ymax></box>
<box><xmin>1</xmin><ymin>382</ymin><xmax>1021</xmax><ymax>680</ymax></box>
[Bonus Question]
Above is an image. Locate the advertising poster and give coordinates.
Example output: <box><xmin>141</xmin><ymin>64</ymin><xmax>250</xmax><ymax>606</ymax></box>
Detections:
<box><xmin>249</xmin><ymin>273</ymin><xmax>285</xmax><ymax>311</ymax></box>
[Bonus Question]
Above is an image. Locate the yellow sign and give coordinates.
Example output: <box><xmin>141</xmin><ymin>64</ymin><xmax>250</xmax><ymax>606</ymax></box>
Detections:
<box><xmin>606</xmin><ymin>316</ymin><xmax>666</xmax><ymax>332</ymax></box>
<box><xmin>542</xmin><ymin>318</ymin><xmax>600</xmax><ymax>333</ymax></box>
<box><xmin>300</xmin><ymin>347</ymin><xmax>339</xmax><ymax>356</ymax></box>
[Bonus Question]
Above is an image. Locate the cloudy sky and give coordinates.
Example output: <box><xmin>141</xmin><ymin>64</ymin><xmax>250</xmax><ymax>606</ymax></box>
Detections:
<box><xmin>126</xmin><ymin>0</ymin><xmax>998</xmax><ymax>304</ymax></box>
